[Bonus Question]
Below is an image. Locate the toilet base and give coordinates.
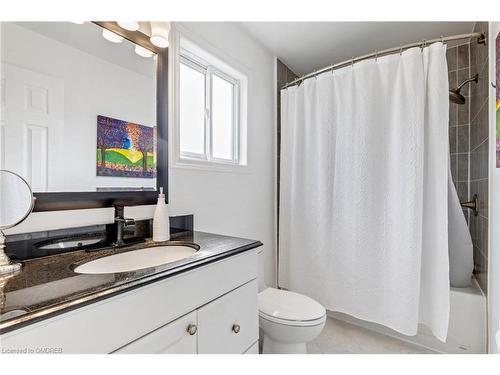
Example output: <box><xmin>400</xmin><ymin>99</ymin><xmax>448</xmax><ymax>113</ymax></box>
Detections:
<box><xmin>262</xmin><ymin>334</ymin><xmax>307</xmax><ymax>354</ymax></box>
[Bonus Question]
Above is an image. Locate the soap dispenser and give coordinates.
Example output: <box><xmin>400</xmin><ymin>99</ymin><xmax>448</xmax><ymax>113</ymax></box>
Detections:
<box><xmin>153</xmin><ymin>187</ymin><xmax>170</xmax><ymax>242</ymax></box>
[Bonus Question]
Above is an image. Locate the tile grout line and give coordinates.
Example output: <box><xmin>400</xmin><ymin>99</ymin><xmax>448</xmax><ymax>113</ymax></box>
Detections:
<box><xmin>470</xmin><ymin>96</ymin><xmax>489</xmax><ymax>124</ymax></box>
<box><xmin>470</xmin><ymin>137</ymin><xmax>488</xmax><ymax>153</ymax></box>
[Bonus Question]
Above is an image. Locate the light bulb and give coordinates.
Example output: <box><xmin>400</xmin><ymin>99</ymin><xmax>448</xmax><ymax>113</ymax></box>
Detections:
<box><xmin>150</xmin><ymin>35</ymin><xmax>169</xmax><ymax>48</ymax></box>
<box><xmin>117</xmin><ymin>21</ymin><xmax>140</xmax><ymax>31</ymax></box>
<box><xmin>135</xmin><ymin>45</ymin><xmax>153</xmax><ymax>58</ymax></box>
<box><xmin>70</xmin><ymin>21</ymin><xmax>85</xmax><ymax>25</ymax></box>
<box><xmin>102</xmin><ymin>29</ymin><xmax>123</xmax><ymax>43</ymax></box>
<box><xmin>150</xmin><ymin>21</ymin><xmax>170</xmax><ymax>49</ymax></box>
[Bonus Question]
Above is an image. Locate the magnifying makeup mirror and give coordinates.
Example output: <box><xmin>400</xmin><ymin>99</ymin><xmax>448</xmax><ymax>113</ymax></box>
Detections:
<box><xmin>0</xmin><ymin>169</ymin><xmax>34</xmax><ymax>274</ymax></box>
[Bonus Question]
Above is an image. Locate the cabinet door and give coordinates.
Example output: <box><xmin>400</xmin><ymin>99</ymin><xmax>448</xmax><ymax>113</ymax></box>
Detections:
<box><xmin>244</xmin><ymin>341</ymin><xmax>259</xmax><ymax>354</ymax></box>
<box><xmin>197</xmin><ymin>280</ymin><xmax>258</xmax><ymax>354</ymax></box>
<box><xmin>113</xmin><ymin>312</ymin><xmax>197</xmax><ymax>354</ymax></box>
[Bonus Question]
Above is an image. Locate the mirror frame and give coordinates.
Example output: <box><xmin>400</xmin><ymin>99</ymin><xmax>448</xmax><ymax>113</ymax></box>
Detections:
<box><xmin>0</xmin><ymin>169</ymin><xmax>35</xmax><ymax>230</ymax></box>
<box><xmin>32</xmin><ymin>21</ymin><xmax>168</xmax><ymax>212</ymax></box>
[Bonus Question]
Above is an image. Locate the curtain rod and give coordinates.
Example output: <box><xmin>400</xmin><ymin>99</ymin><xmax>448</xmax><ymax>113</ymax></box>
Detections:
<box><xmin>281</xmin><ymin>32</ymin><xmax>486</xmax><ymax>90</ymax></box>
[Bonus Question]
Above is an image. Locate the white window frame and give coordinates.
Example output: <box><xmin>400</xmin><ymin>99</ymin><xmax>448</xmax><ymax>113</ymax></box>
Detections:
<box><xmin>179</xmin><ymin>51</ymin><xmax>240</xmax><ymax>165</ymax></box>
<box><xmin>170</xmin><ymin>30</ymin><xmax>248</xmax><ymax>173</ymax></box>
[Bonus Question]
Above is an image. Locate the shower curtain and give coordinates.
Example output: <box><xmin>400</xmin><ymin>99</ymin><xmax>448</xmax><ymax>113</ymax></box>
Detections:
<box><xmin>279</xmin><ymin>43</ymin><xmax>450</xmax><ymax>341</ymax></box>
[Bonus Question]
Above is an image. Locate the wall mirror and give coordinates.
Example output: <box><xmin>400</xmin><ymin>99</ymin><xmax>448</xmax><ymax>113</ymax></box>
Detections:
<box><xmin>0</xmin><ymin>21</ymin><xmax>168</xmax><ymax>211</ymax></box>
<box><xmin>0</xmin><ymin>169</ymin><xmax>33</xmax><ymax>274</ymax></box>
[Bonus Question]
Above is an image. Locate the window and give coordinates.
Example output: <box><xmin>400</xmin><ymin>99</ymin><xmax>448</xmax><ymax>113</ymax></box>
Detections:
<box><xmin>175</xmin><ymin>37</ymin><xmax>247</xmax><ymax>169</ymax></box>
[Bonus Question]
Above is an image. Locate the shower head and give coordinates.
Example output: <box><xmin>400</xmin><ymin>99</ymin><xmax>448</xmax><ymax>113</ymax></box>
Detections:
<box><xmin>449</xmin><ymin>89</ymin><xmax>466</xmax><ymax>105</ymax></box>
<box><xmin>449</xmin><ymin>74</ymin><xmax>478</xmax><ymax>105</ymax></box>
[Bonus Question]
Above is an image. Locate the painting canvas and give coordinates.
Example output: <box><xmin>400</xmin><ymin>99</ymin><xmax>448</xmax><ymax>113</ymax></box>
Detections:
<box><xmin>496</xmin><ymin>33</ymin><xmax>500</xmax><ymax>167</ymax></box>
<box><xmin>96</xmin><ymin>115</ymin><xmax>156</xmax><ymax>178</ymax></box>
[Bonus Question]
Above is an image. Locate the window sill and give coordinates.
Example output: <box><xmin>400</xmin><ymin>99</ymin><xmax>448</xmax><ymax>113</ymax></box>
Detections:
<box><xmin>170</xmin><ymin>158</ymin><xmax>250</xmax><ymax>174</ymax></box>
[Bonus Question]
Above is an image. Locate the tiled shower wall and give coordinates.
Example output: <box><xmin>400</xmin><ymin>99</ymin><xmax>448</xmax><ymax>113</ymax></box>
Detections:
<box><xmin>447</xmin><ymin>22</ymin><xmax>489</xmax><ymax>294</ymax></box>
<box><xmin>469</xmin><ymin>22</ymin><xmax>489</xmax><ymax>295</ymax></box>
<box><xmin>447</xmin><ymin>42</ymin><xmax>471</xmax><ymax>208</ymax></box>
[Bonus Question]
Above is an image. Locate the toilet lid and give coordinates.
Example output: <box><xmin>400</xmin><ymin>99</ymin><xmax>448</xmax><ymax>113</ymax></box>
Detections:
<box><xmin>258</xmin><ymin>287</ymin><xmax>326</xmax><ymax>322</ymax></box>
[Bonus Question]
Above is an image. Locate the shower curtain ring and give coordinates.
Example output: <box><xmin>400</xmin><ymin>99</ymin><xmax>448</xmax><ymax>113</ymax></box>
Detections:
<box><xmin>440</xmin><ymin>35</ymin><xmax>444</xmax><ymax>44</ymax></box>
<box><xmin>399</xmin><ymin>44</ymin><xmax>403</xmax><ymax>56</ymax></box>
<box><xmin>351</xmin><ymin>57</ymin><xmax>354</xmax><ymax>68</ymax></box>
<box><xmin>375</xmin><ymin>50</ymin><xmax>378</xmax><ymax>62</ymax></box>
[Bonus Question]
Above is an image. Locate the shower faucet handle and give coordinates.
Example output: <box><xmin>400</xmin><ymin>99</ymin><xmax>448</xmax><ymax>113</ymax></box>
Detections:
<box><xmin>460</xmin><ymin>194</ymin><xmax>479</xmax><ymax>216</ymax></box>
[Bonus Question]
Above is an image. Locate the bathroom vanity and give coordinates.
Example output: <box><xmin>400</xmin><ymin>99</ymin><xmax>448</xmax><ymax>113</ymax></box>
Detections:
<box><xmin>0</xmin><ymin>22</ymin><xmax>263</xmax><ymax>354</ymax></box>
<box><xmin>0</xmin><ymin>231</ymin><xmax>262</xmax><ymax>354</ymax></box>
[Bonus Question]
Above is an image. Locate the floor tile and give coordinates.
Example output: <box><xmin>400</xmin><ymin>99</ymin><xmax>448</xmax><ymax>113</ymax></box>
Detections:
<box><xmin>306</xmin><ymin>317</ymin><xmax>435</xmax><ymax>354</ymax></box>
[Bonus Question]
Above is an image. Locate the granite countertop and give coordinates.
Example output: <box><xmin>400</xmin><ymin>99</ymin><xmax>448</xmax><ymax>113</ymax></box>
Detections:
<box><xmin>0</xmin><ymin>231</ymin><xmax>262</xmax><ymax>334</ymax></box>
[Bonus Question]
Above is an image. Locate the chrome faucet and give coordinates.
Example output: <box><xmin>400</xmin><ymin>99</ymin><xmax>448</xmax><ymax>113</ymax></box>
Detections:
<box><xmin>114</xmin><ymin>205</ymin><xmax>135</xmax><ymax>247</ymax></box>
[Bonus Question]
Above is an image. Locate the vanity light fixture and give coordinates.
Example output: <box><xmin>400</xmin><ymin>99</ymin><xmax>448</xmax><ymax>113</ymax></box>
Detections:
<box><xmin>150</xmin><ymin>21</ymin><xmax>170</xmax><ymax>48</ymax></box>
<box><xmin>70</xmin><ymin>21</ymin><xmax>85</xmax><ymax>24</ymax></box>
<box><xmin>135</xmin><ymin>45</ymin><xmax>154</xmax><ymax>58</ymax></box>
<box><xmin>102</xmin><ymin>29</ymin><xmax>124</xmax><ymax>43</ymax></box>
<box><xmin>117</xmin><ymin>21</ymin><xmax>140</xmax><ymax>31</ymax></box>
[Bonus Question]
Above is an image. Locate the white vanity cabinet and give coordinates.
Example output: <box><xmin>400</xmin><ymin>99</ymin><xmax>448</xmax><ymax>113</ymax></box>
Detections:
<box><xmin>0</xmin><ymin>249</ymin><xmax>260</xmax><ymax>354</ymax></box>
<box><xmin>197</xmin><ymin>279</ymin><xmax>258</xmax><ymax>354</ymax></box>
<box><xmin>114</xmin><ymin>280</ymin><xmax>258</xmax><ymax>354</ymax></box>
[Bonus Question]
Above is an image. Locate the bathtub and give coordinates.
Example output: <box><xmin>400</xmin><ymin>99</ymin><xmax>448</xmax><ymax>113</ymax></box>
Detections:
<box><xmin>328</xmin><ymin>277</ymin><xmax>487</xmax><ymax>353</ymax></box>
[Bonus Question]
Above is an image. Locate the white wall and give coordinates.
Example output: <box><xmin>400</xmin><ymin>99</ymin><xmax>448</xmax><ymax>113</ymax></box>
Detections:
<box><xmin>168</xmin><ymin>23</ymin><xmax>276</xmax><ymax>288</ymax></box>
<box><xmin>1</xmin><ymin>22</ymin><xmax>156</xmax><ymax>191</ymax></box>
<box><xmin>4</xmin><ymin>22</ymin><xmax>277</xmax><ymax>289</ymax></box>
<box><xmin>488</xmin><ymin>21</ymin><xmax>500</xmax><ymax>354</ymax></box>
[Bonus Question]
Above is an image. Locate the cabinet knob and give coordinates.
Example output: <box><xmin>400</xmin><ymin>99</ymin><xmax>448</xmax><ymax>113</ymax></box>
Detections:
<box><xmin>187</xmin><ymin>324</ymin><xmax>197</xmax><ymax>335</ymax></box>
<box><xmin>232</xmin><ymin>324</ymin><xmax>240</xmax><ymax>334</ymax></box>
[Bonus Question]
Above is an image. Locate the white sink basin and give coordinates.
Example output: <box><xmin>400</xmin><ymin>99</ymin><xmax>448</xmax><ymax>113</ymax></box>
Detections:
<box><xmin>73</xmin><ymin>246</ymin><xmax>197</xmax><ymax>274</ymax></box>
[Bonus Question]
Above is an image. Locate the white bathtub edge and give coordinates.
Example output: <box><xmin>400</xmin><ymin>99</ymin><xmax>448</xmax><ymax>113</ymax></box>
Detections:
<box><xmin>327</xmin><ymin>278</ymin><xmax>487</xmax><ymax>354</ymax></box>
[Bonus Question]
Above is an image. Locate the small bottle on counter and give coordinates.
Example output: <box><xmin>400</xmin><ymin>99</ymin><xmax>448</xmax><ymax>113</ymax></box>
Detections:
<box><xmin>153</xmin><ymin>187</ymin><xmax>170</xmax><ymax>242</ymax></box>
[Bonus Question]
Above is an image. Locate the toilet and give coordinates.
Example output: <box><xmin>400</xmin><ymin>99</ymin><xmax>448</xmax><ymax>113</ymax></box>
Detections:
<box><xmin>258</xmin><ymin>287</ymin><xmax>326</xmax><ymax>354</ymax></box>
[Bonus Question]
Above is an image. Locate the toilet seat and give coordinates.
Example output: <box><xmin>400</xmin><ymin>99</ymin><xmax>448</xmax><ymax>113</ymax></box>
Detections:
<box><xmin>259</xmin><ymin>311</ymin><xmax>326</xmax><ymax>327</ymax></box>
<box><xmin>258</xmin><ymin>287</ymin><xmax>326</xmax><ymax>327</ymax></box>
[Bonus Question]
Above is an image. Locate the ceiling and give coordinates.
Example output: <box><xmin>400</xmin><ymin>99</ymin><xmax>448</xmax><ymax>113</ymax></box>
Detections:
<box><xmin>240</xmin><ymin>22</ymin><xmax>475</xmax><ymax>75</ymax></box>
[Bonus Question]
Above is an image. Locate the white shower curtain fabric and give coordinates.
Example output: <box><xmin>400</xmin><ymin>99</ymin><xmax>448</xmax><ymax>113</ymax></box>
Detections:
<box><xmin>279</xmin><ymin>43</ymin><xmax>450</xmax><ymax>341</ymax></box>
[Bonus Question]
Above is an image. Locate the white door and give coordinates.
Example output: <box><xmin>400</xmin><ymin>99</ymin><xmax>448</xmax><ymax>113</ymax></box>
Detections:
<box><xmin>0</xmin><ymin>63</ymin><xmax>64</xmax><ymax>191</ymax></box>
<box><xmin>112</xmin><ymin>311</ymin><xmax>198</xmax><ymax>354</ymax></box>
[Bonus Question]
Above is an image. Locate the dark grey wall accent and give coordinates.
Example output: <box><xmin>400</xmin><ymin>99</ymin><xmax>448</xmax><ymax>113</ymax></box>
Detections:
<box><xmin>276</xmin><ymin>59</ymin><xmax>298</xmax><ymax>237</ymax></box>
<box><xmin>469</xmin><ymin>22</ymin><xmax>489</xmax><ymax>295</ymax></box>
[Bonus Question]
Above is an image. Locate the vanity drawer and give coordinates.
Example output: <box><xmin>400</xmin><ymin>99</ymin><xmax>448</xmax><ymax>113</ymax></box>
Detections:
<box><xmin>113</xmin><ymin>311</ymin><xmax>197</xmax><ymax>354</ymax></box>
<box><xmin>197</xmin><ymin>279</ymin><xmax>258</xmax><ymax>354</ymax></box>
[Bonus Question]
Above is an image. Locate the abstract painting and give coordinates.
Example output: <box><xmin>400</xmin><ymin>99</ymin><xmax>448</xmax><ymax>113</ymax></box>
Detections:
<box><xmin>497</xmin><ymin>32</ymin><xmax>500</xmax><ymax>167</ymax></box>
<box><xmin>96</xmin><ymin>115</ymin><xmax>156</xmax><ymax>178</ymax></box>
